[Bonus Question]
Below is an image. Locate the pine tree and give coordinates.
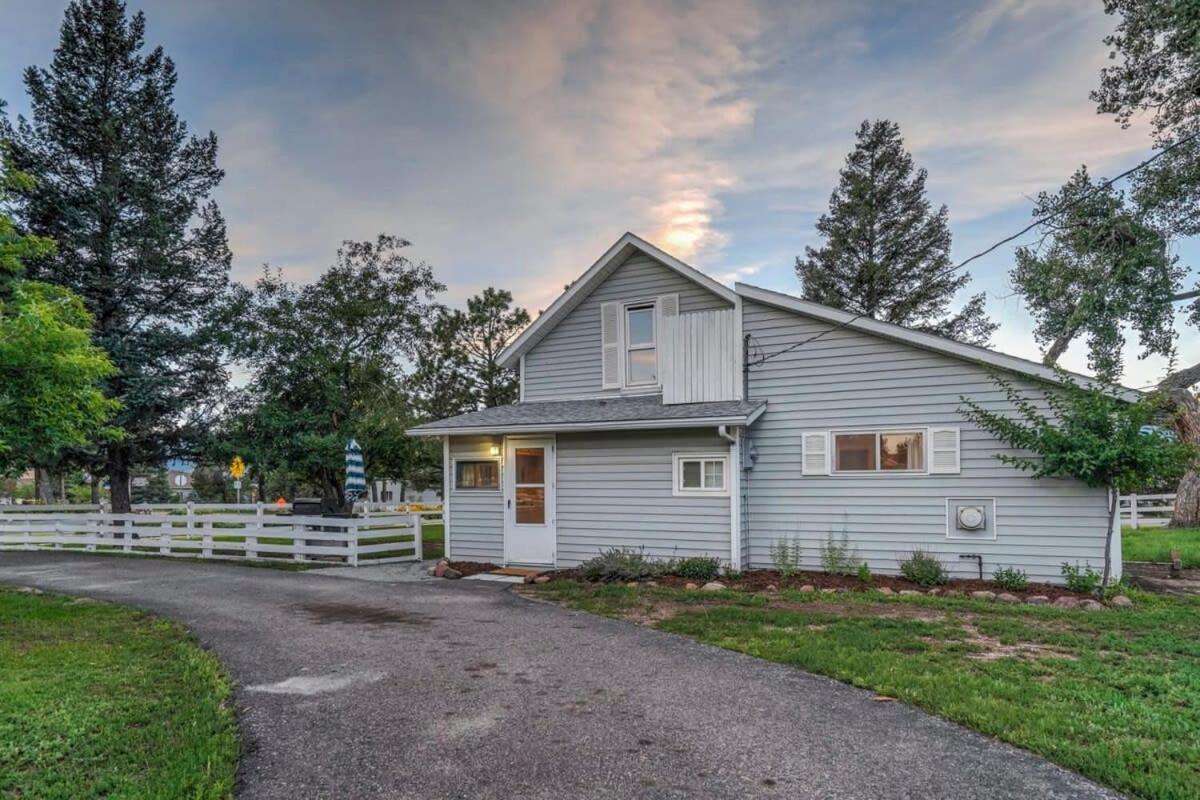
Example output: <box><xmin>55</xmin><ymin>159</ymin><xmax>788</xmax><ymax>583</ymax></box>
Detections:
<box><xmin>1</xmin><ymin>0</ymin><xmax>235</xmax><ymax>511</ymax></box>
<box><xmin>796</xmin><ymin>120</ymin><xmax>996</xmax><ymax>345</ymax></box>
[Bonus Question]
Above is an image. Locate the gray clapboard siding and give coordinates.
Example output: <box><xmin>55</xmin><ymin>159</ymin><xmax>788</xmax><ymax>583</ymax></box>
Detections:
<box><xmin>742</xmin><ymin>300</ymin><xmax>1109</xmax><ymax>584</ymax></box>
<box><xmin>524</xmin><ymin>252</ymin><xmax>732</xmax><ymax>401</ymax></box>
<box><xmin>556</xmin><ymin>430</ymin><xmax>732</xmax><ymax>566</ymax></box>
<box><xmin>447</xmin><ymin>436</ymin><xmax>503</xmax><ymax>562</ymax></box>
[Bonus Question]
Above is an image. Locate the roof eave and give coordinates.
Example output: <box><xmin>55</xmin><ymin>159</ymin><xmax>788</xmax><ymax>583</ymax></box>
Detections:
<box><xmin>407</xmin><ymin>411</ymin><xmax>763</xmax><ymax>438</ymax></box>
<box><xmin>734</xmin><ymin>283</ymin><xmax>1143</xmax><ymax>402</ymax></box>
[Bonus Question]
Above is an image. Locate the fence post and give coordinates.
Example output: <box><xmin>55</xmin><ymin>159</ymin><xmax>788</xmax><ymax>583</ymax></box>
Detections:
<box><xmin>412</xmin><ymin>512</ymin><xmax>423</xmax><ymax>561</ymax></box>
<box><xmin>247</xmin><ymin>502</ymin><xmax>261</xmax><ymax>560</ymax></box>
<box><xmin>348</xmin><ymin>518</ymin><xmax>359</xmax><ymax>567</ymax></box>
<box><xmin>85</xmin><ymin>512</ymin><xmax>96</xmax><ymax>552</ymax></box>
<box><xmin>1130</xmin><ymin>493</ymin><xmax>1139</xmax><ymax>529</ymax></box>
<box><xmin>293</xmin><ymin>518</ymin><xmax>304</xmax><ymax>562</ymax></box>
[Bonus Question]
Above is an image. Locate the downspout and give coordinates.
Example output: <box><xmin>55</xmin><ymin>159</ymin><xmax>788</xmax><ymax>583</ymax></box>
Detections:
<box><xmin>718</xmin><ymin>425</ymin><xmax>741</xmax><ymax>571</ymax></box>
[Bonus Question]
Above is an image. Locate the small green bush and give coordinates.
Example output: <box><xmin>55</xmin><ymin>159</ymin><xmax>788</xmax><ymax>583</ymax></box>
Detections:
<box><xmin>578</xmin><ymin>547</ymin><xmax>663</xmax><ymax>583</ymax></box>
<box><xmin>856</xmin><ymin>562</ymin><xmax>873</xmax><ymax>584</ymax></box>
<box><xmin>819</xmin><ymin>531</ymin><xmax>859</xmax><ymax>576</ymax></box>
<box><xmin>769</xmin><ymin>538</ymin><xmax>802</xmax><ymax>577</ymax></box>
<box><xmin>899</xmin><ymin>549</ymin><xmax>948</xmax><ymax>587</ymax></box>
<box><xmin>673</xmin><ymin>556</ymin><xmax>721</xmax><ymax>581</ymax></box>
<box><xmin>992</xmin><ymin>566</ymin><xmax>1029</xmax><ymax>592</ymax></box>
<box><xmin>1061</xmin><ymin>562</ymin><xmax>1101</xmax><ymax>594</ymax></box>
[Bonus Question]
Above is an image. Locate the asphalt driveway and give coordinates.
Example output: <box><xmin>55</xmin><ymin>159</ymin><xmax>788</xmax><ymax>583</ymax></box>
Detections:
<box><xmin>0</xmin><ymin>553</ymin><xmax>1119</xmax><ymax>800</ymax></box>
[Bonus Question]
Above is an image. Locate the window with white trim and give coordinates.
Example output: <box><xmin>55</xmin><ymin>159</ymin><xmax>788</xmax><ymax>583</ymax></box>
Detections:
<box><xmin>673</xmin><ymin>453</ymin><xmax>729</xmax><ymax>496</ymax></box>
<box><xmin>832</xmin><ymin>430</ymin><xmax>925</xmax><ymax>473</ymax></box>
<box><xmin>625</xmin><ymin>304</ymin><xmax>656</xmax><ymax>386</ymax></box>
<box><xmin>454</xmin><ymin>459</ymin><xmax>500</xmax><ymax>490</ymax></box>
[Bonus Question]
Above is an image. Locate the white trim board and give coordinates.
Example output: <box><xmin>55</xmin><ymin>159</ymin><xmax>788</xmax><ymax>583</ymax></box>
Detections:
<box><xmin>498</xmin><ymin>232</ymin><xmax>738</xmax><ymax>368</ymax></box>
<box><xmin>734</xmin><ymin>283</ymin><xmax>1142</xmax><ymax>402</ymax></box>
<box><xmin>411</xmin><ymin>409</ymin><xmax>766</xmax><ymax>438</ymax></box>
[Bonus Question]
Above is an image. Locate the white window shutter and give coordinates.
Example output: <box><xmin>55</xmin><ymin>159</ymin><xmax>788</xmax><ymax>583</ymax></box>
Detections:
<box><xmin>929</xmin><ymin>427</ymin><xmax>961</xmax><ymax>473</ymax></box>
<box><xmin>656</xmin><ymin>293</ymin><xmax>679</xmax><ymax>323</ymax></box>
<box><xmin>656</xmin><ymin>293</ymin><xmax>678</xmax><ymax>392</ymax></box>
<box><xmin>600</xmin><ymin>301</ymin><xmax>621</xmax><ymax>389</ymax></box>
<box><xmin>801</xmin><ymin>432</ymin><xmax>829</xmax><ymax>476</ymax></box>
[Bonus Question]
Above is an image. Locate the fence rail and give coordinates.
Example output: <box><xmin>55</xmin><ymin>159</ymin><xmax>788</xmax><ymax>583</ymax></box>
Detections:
<box><xmin>0</xmin><ymin>503</ymin><xmax>441</xmax><ymax>566</ymax></box>
<box><xmin>1119</xmin><ymin>493</ymin><xmax>1176</xmax><ymax>529</ymax></box>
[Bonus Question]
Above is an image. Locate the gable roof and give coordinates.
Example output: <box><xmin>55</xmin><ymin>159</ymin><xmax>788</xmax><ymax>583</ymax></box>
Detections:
<box><xmin>497</xmin><ymin>232</ymin><xmax>738</xmax><ymax>368</ymax></box>
<box><xmin>734</xmin><ymin>283</ymin><xmax>1143</xmax><ymax>402</ymax></box>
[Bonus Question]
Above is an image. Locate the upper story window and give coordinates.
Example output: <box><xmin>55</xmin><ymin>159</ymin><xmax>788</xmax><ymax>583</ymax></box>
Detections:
<box><xmin>625</xmin><ymin>304</ymin><xmax>657</xmax><ymax>386</ymax></box>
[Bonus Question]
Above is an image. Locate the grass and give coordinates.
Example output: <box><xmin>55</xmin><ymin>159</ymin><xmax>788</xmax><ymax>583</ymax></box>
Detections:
<box><xmin>0</xmin><ymin>587</ymin><xmax>238</xmax><ymax>799</ymax></box>
<box><xmin>1124</xmin><ymin>526</ymin><xmax>1200</xmax><ymax>568</ymax></box>
<box><xmin>527</xmin><ymin>581</ymin><xmax>1200</xmax><ymax>800</ymax></box>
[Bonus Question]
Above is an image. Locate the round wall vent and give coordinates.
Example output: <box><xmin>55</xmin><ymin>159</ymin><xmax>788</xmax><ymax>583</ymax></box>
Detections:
<box><xmin>956</xmin><ymin>505</ymin><xmax>986</xmax><ymax>531</ymax></box>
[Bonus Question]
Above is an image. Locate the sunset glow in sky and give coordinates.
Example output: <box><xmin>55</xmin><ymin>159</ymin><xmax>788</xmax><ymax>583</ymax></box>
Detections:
<box><xmin>3</xmin><ymin>0</ymin><xmax>1197</xmax><ymax>386</ymax></box>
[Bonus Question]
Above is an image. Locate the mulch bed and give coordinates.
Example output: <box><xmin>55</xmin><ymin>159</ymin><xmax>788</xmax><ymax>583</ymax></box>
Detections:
<box><xmin>446</xmin><ymin>561</ymin><xmax>499</xmax><ymax>577</ymax></box>
<box><xmin>546</xmin><ymin>568</ymin><xmax>1089</xmax><ymax>601</ymax></box>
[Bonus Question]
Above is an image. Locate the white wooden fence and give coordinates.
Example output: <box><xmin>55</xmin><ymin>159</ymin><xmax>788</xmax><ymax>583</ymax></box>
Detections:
<box><xmin>1119</xmin><ymin>493</ymin><xmax>1176</xmax><ymax>528</ymax></box>
<box><xmin>0</xmin><ymin>502</ymin><xmax>442</xmax><ymax>566</ymax></box>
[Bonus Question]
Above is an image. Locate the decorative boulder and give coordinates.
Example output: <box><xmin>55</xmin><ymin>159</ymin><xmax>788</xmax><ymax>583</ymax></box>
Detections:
<box><xmin>1025</xmin><ymin>595</ymin><xmax>1050</xmax><ymax>605</ymax></box>
<box><xmin>971</xmin><ymin>590</ymin><xmax>996</xmax><ymax>601</ymax></box>
<box><xmin>1109</xmin><ymin>595</ymin><xmax>1134</xmax><ymax>608</ymax></box>
<box><xmin>701</xmin><ymin>581</ymin><xmax>726</xmax><ymax>592</ymax></box>
<box><xmin>996</xmin><ymin>593</ymin><xmax>1020</xmax><ymax>603</ymax></box>
<box><xmin>626</xmin><ymin>581</ymin><xmax>639</xmax><ymax>588</ymax></box>
<box><xmin>764</xmin><ymin>584</ymin><xmax>778</xmax><ymax>593</ymax></box>
<box><xmin>877</xmin><ymin>587</ymin><xmax>895</xmax><ymax>596</ymax></box>
<box><xmin>898</xmin><ymin>590</ymin><xmax>922</xmax><ymax>596</ymax></box>
<box><xmin>926</xmin><ymin>588</ymin><xmax>942</xmax><ymax>596</ymax></box>
<box><xmin>685</xmin><ymin>582</ymin><xmax>699</xmax><ymax>590</ymax></box>
<box><xmin>1080</xmin><ymin>599</ymin><xmax>1105</xmax><ymax>611</ymax></box>
<box><xmin>1053</xmin><ymin>596</ymin><xmax>1079</xmax><ymax>609</ymax></box>
<box><xmin>433</xmin><ymin>560</ymin><xmax>450</xmax><ymax>578</ymax></box>
<box><xmin>799</xmin><ymin>585</ymin><xmax>816</xmax><ymax>593</ymax></box>
<box><xmin>443</xmin><ymin>567</ymin><xmax>463</xmax><ymax>580</ymax></box>
<box><xmin>534</xmin><ymin>575</ymin><xmax>551</xmax><ymax>584</ymax></box>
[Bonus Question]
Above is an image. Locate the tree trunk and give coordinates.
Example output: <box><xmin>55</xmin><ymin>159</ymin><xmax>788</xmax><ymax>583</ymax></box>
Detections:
<box><xmin>1102</xmin><ymin>487</ymin><xmax>1117</xmax><ymax>590</ymax></box>
<box><xmin>1160</xmin><ymin>371</ymin><xmax>1200</xmax><ymax>527</ymax></box>
<box><xmin>90</xmin><ymin>479</ymin><xmax>99</xmax><ymax>505</ymax></box>
<box><xmin>107</xmin><ymin>446</ymin><xmax>132</xmax><ymax>514</ymax></box>
<box><xmin>34</xmin><ymin>468</ymin><xmax>56</xmax><ymax>504</ymax></box>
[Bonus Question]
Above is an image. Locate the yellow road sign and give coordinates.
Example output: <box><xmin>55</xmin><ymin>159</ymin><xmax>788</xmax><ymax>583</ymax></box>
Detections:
<box><xmin>229</xmin><ymin>455</ymin><xmax>246</xmax><ymax>480</ymax></box>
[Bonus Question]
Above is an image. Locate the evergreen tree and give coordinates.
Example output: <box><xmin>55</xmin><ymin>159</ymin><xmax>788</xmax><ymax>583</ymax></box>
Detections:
<box><xmin>1</xmin><ymin>0</ymin><xmax>235</xmax><ymax>512</ymax></box>
<box><xmin>797</xmin><ymin>120</ymin><xmax>996</xmax><ymax>345</ymax></box>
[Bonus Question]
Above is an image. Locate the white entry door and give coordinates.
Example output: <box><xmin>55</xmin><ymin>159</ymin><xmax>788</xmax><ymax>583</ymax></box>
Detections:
<box><xmin>503</xmin><ymin>437</ymin><xmax>556</xmax><ymax>565</ymax></box>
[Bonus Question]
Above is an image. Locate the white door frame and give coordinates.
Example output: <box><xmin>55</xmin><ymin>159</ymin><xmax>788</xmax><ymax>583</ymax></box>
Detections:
<box><xmin>503</xmin><ymin>436</ymin><xmax>556</xmax><ymax>565</ymax></box>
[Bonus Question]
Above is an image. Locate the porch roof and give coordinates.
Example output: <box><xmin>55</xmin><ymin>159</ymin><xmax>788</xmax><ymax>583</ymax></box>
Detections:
<box><xmin>406</xmin><ymin>395</ymin><xmax>766</xmax><ymax>436</ymax></box>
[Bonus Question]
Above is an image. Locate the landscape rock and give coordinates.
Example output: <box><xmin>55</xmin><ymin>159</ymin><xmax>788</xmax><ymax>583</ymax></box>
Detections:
<box><xmin>523</xmin><ymin>574</ymin><xmax>537</xmax><ymax>584</ymax></box>
<box><xmin>433</xmin><ymin>560</ymin><xmax>449</xmax><ymax>578</ymax></box>
<box><xmin>799</xmin><ymin>585</ymin><xmax>816</xmax><ymax>593</ymax></box>
<box><xmin>1079</xmin><ymin>599</ymin><xmax>1105</xmax><ymax>611</ymax></box>
<box><xmin>971</xmin><ymin>590</ymin><xmax>996</xmax><ymax>601</ymax></box>
<box><xmin>996</xmin><ymin>593</ymin><xmax>1020</xmax><ymax>603</ymax></box>
<box><xmin>534</xmin><ymin>575</ymin><xmax>551</xmax><ymax>584</ymax></box>
<box><xmin>685</xmin><ymin>582</ymin><xmax>699</xmax><ymax>590</ymax></box>
<box><xmin>898</xmin><ymin>590</ymin><xmax>922</xmax><ymax>596</ymax></box>
<box><xmin>926</xmin><ymin>588</ymin><xmax>942</xmax><ymax>596</ymax></box>
<box><xmin>442</xmin><ymin>568</ymin><xmax>462</xmax><ymax>580</ymax></box>
<box><xmin>1025</xmin><ymin>595</ymin><xmax>1049</xmax><ymax>605</ymax></box>
<box><xmin>943</xmin><ymin>590</ymin><xmax>962</xmax><ymax>598</ymax></box>
<box><xmin>1053</xmin><ymin>596</ymin><xmax>1079</xmax><ymax>609</ymax></box>
<box><xmin>1109</xmin><ymin>595</ymin><xmax>1134</xmax><ymax>608</ymax></box>
<box><xmin>877</xmin><ymin>587</ymin><xmax>895</xmax><ymax>596</ymax></box>
<box><xmin>626</xmin><ymin>581</ymin><xmax>639</xmax><ymax>588</ymax></box>
<box><xmin>645</xmin><ymin>581</ymin><xmax>658</xmax><ymax>587</ymax></box>
<box><xmin>764</xmin><ymin>584</ymin><xmax>778</xmax><ymax>593</ymax></box>
<box><xmin>701</xmin><ymin>581</ymin><xmax>726</xmax><ymax>592</ymax></box>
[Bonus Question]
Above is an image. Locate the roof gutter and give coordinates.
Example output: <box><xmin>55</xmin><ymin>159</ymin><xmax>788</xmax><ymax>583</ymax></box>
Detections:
<box><xmin>408</xmin><ymin>412</ymin><xmax>762</xmax><ymax>438</ymax></box>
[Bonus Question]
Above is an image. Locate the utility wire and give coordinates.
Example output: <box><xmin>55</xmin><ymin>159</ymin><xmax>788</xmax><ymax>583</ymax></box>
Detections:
<box><xmin>747</xmin><ymin>131</ymin><xmax>1200</xmax><ymax>369</ymax></box>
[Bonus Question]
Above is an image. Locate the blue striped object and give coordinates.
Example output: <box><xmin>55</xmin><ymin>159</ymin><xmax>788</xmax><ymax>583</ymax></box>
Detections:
<box><xmin>345</xmin><ymin>438</ymin><xmax>367</xmax><ymax>500</ymax></box>
<box><xmin>1139</xmin><ymin>424</ymin><xmax>1178</xmax><ymax>441</ymax></box>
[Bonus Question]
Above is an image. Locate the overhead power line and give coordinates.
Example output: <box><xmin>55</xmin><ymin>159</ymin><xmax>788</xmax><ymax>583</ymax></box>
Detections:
<box><xmin>747</xmin><ymin>132</ymin><xmax>1200</xmax><ymax>369</ymax></box>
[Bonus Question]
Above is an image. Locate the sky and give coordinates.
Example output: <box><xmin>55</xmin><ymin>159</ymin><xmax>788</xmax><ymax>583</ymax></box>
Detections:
<box><xmin>2</xmin><ymin>0</ymin><xmax>1198</xmax><ymax>388</ymax></box>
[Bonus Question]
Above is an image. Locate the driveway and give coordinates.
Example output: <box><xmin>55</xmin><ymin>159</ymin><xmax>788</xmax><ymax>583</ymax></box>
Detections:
<box><xmin>0</xmin><ymin>553</ymin><xmax>1118</xmax><ymax>800</ymax></box>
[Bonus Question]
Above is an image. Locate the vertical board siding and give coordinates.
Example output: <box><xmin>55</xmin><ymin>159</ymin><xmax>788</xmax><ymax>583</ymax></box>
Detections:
<box><xmin>742</xmin><ymin>300</ymin><xmax>1109</xmax><ymax>584</ymax></box>
<box><xmin>448</xmin><ymin>436</ymin><xmax>504</xmax><ymax>562</ymax></box>
<box><xmin>556</xmin><ymin>430</ymin><xmax>732</xmax><ymax>566</ymax></box>
<box><xmin>663</xmin><ymin>308</ymin><xmax>738</xmax><ymax>404</ymax></box>
<box><xmin>524</xmin><ymin>252</ymin><xmax>732</xmax><ymax>401</ymax></box>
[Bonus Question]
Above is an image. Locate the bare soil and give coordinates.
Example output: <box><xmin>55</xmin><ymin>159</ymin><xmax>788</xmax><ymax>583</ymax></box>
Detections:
<box><xmin>447</xmin><ymin>560</ymin><xmax>499</xmax><ymax>577</ymax></box>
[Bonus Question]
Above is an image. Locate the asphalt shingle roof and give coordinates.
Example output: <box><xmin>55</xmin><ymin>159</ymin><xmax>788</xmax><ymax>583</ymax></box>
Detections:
<box><xmin>408</xmin><ymin>395</ymin><xmax>764</xmax><ymax>434</ymax></box>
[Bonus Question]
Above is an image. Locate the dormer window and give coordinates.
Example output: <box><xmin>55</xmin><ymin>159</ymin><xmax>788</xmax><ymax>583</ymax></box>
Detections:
<box><xmin>625</xmin><ymin>304</ymin><xmax>657</xmax><ymax>386</ymax></box>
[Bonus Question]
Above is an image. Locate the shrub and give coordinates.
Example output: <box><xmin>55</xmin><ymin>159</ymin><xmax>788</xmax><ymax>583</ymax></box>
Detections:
<box><xmin>1061</xmin><ymin>562</ymin><xmax>1102</xmax><ymax>594</ymax></box>
<box><xmin>856</xmin><ymin>562</ymin><xmax>873</xmax><ymax>584</ymax></box>
<box><xmin>769</xmin><ymin>538</ymin><xmax>802</xmax><ymax>578</ymax></box>
<box><xmin>899</xmin><ymin>549</ymin><xmax>948</xmax><ymax>587</ymax></box>
<box><xmin>992</xmin><ymin>566</ymin><xmax>1029</xmax><ymax>592</ymax></box>
<box><xmin>672</xmin><ymin>556</ymin><xmax>721</xmax><ymax>582</ymax></box>
<box><xmin>578</xmin><ymin>547</ymin><xmax>663</xmax><ymax>583</ymax></box>
<box><xmin>819</xmin><ymin>531</ymin><xmax>859</xmax><ymax>576</ymax></box>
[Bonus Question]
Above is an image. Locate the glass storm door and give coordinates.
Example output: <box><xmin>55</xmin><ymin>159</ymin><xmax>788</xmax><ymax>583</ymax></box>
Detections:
<box><xmin>503</xmin><ymin>437</ymin><xmax>556</xmax><ymax>565</ymax></box>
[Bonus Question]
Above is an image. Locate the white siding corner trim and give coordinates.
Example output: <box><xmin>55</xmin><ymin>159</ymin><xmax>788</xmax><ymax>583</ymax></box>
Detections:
<box><xmin>929</xmin><ymin>427</ymin><xmax>961</xmax><ymax>474</ymax></box>
<box><xmin>442</xmin><ymin>436</ymin><xmax>452</xmax><ymax>561</ymax></box>
<box><xmin>729</xmin><ymin>428</ymin><xmax>742</xmax><ymax>571</ymax></box>
<box><xmin>801</xmin><ymin>432</ymin><xmax>829</xmax><ymax>475</ymax></box>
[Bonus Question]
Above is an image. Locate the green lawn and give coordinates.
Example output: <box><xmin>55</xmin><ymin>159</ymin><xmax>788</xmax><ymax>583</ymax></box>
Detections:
<box><xmin>0</xmin><ymin>587</ymin><xmax>238</xmax><ymax>799</ymax></box>
<box><xmin>527</xmin><ymin>581</ymin><xmax>1200</xmax><ymax>800</ymax></box>
<box><xmin>1124</xmin><ymin>526</ymin><xmax>1200</xmax><ymax>568</ymax></box>
<box><xmin>421</xmin><ymin>522</ymin><xmax>444</xmax><ymax>560</ymax></box>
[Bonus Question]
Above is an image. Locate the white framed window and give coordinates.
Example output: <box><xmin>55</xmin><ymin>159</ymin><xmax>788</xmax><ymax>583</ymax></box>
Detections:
<box><xmin>453</xmin><ymin>459</ymin><xmax>500</xmax><ymax>491</ymax></box>
<box><xmin>625</xmin><ymin>303</ymin><xmax>657</xmax><ymax>386</ymax></box>
<box><xmin>673</xmin><ymin>453</ymin><xmax>729</xmax><ymax>496</ymax></box>
<box><xmin>832</xmin><ymin>430</ymin><xmax>926</xmax><ymax>473</ymax></box>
